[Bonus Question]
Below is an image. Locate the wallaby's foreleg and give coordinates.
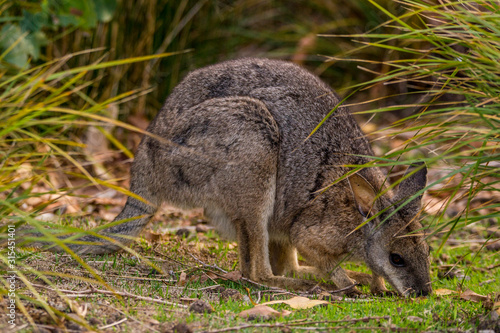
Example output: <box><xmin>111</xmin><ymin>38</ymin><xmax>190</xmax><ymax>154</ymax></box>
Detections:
<box><xmin>269</xmin><ymin>241</ymin><xmax>295</xmax><ymax>276</ymax></box>
<box><xmin>369</xmin><ymin>273</ymin><xmax>390</xmax><ymax>295</ymax></box>
<box><xmin>235</xmin><ymin>222</ymin><xmax>317</xmax><ymax>291</ymax></box>
<box><xmin>269</xmin><ymin>241</ymin><xmax>326</xmax><ymax>280</ymax></box>
<box><xmin>345</xmin><ymin>270</ymin><xmax>390</xmax><ymax>294</ymax></box>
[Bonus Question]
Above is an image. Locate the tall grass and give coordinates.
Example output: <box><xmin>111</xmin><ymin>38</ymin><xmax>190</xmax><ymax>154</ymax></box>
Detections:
<box><xmin>0</xmin><ymin>45</ymin><xmax>178</xmax><ymax>327</ymax></box>
<box><xmin>327</xmin><ymin>0</ymin><xmax>500</xmax><ymax>248</ymax></box>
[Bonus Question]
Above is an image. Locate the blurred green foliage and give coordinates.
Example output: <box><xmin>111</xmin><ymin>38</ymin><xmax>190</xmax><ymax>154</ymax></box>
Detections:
<box><xmin>0</xmin><ymin>0</ymin><xmax>402</xmax><ymax>120</ymax></box>
<box><xmin>0</xmin><ymin>0</ymin><xmax>117</xmax><ymax>67</ymax></box>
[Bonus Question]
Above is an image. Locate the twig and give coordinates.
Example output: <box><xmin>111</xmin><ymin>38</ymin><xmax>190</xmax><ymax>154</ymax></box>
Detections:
<box><xmin>167</xmin><ymin>284</ymin><xmax>222</xmax><ymax>292</ymax></box>
<box><xmin>190</xmin><ymin>253</ymin><xmax>228</xmax><ymax>273</ymax></box>
<box><xmin>98</xmin><ymin>317</ymin><xmax>127</xmax><ymax>330</ymax></box>
<box><xmin>26</xmin><ymin>324</ymin><xmax>85</xmax><ymax>333</ymax></box>
<box><xmin>328</xmin><ymin>282</ymin><xmax>360</xmax><ymax>294</ymax></box>
<box><xmin>487</xmin><ymin>263</ymin><xmax>500</xmax><ymax>270</ymax></box>
<box><xmin>189</xmin><ymin>253</ymin><xmax>299</xmax><ymax>296</ymax></box>
<box><xmin>111</xmin><ymin>274</ymin><xmax>177</xmax><ymax>283</ymax></box>
<box><xmin>29</xmin><ymin>282</ymin><xmax>188</xmax><ymax>309</ymax></box>
<box><xmin>287</xmin><ymin>316</ymin><xmax>391</xmax><ymax>326</ymax></box>
<box><xmin>199</xmin><ymin>316</ymin><xmax>394</xmax><ymax>333</ymax></box>
<box><xmin>102</xmin><ymin>303</ymin><xmax>161</xmax><ymax>333</ymax></box>
<box><xmin>12</xmin><ymin>323</ymin><xmax>29</xmax><ymax>332</ymax></box>
<box><xmin>479</xmin><ymin>279</ymin><xmax>495</xmax><ymax>286</ymax></box>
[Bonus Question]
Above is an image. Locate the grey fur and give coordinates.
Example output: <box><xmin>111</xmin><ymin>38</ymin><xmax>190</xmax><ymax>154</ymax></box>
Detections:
<box><xmin>37</xmin><ymin>58</ymin><xmax>432</xmax><ymax>295</ymax></box>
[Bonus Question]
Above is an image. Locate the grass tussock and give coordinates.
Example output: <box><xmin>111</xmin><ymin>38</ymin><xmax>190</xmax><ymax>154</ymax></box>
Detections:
<box><xmin>322</xmin><ymin>0</ymin><xmax>500</xmax><ymax>248</ymax></box>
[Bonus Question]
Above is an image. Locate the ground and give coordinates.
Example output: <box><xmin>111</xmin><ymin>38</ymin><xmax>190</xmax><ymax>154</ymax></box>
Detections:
<box><xmin>1</xmin><ymin>196</ymin><xmax>499</xmax><ymax>332</ymax></box>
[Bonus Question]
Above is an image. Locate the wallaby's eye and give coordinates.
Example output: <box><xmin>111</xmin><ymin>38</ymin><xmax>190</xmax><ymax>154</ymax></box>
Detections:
<box><xmin>389</xmin><ymin>253</ymin><xmax>406</xmax><ymax>267</ymax></box>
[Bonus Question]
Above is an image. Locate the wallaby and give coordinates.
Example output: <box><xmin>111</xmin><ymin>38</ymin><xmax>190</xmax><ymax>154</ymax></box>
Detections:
<box><xmin>35</xmin><ymin>58</ymin><xmax>432</xmax><ymax>296</ymax></box>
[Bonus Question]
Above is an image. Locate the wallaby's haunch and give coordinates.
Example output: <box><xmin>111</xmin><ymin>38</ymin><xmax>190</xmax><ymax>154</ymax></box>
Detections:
<box><xmin>47</xmin><ymin>58</ymin><xmax>432</xmax><ymax>296</ymax></box>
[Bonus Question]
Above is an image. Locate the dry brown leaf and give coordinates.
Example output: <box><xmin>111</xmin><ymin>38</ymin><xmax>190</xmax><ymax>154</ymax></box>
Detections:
<box><xmin>238</xmin><ymin>305</ymin><xmax>283</xmax><ymax>321</ymax></box>
<box><xmin>143</xmin><ymin>230</ymin><xmax>163</xmax><ymax>243</ymax></box>
<box><xmin>178</xmin><ymin>272</ymin><xmax>187</xmax><ymax>286</ymax></box>
<box><xmin>222</xmin><ymin>270</ymin><xmax>242</xmax><ymax>282</ymax></box>
<box><xmin>68</xmin><ymin>300</ymin><xmax>87</xmax><ymax>318</ymax></box>
<box><xmin>200</xmin><ymin>272</ymin><xmax>218</xmax><ymax>283</ymax></box>
<box><xmin>460</xmin><ymin>289</ymin><xmax>488</xmax><ymax>303</ymax></box>
<box><xmin>189</xmin><ymin>299</ymin><xmax>213</xmax><ymax>314</ymax></box>
<box><xmin>180</xmin><ymin>297</ymin><xmax>200</xmax><ymax>304</ymax></box>
<box><xmin>262</xmin><ymin>296</ymin><xmax>330</xmax><ymax>309</ymax></box>
<box><xmin>434</xmin><ymin>288</ymin><xmax>458</xmax><ymax>296</ymax></box>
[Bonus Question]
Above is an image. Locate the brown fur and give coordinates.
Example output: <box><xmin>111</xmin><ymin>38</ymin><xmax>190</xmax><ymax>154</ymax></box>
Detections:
<box><xmin>33</xmin><ymin>58</ymin><xmax>432</xmax><ymax>296</ymax></box>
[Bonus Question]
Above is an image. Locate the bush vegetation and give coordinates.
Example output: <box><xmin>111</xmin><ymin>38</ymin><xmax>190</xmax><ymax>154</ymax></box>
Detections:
<box><xmin>0</xmin><ymin>0</ymin><xmax>498</xmax><ymax>331</ymax></box>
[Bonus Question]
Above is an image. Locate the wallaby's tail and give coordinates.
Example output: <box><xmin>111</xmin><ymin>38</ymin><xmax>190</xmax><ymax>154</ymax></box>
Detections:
<box><xmin>20</xmin><ymin>197</ymin><xmax>157</xmax><ymax>255</ymax></box>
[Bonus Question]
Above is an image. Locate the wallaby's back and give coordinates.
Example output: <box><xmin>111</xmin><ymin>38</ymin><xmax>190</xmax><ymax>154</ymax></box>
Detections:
<box><xmin>147</xmin><ymin>58</ymin><xmax>380</xmax><ymax>225</ymax></box>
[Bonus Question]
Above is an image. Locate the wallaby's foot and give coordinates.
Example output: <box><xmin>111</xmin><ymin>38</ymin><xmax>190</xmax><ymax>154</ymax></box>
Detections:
<box><xmin>257</xmin><ymin>275</ymin><xmax>319</xmax><ymax>291</ymax></box>
<box><xmin>369</xmin><ymin>274</ymin><xmax>395</xmax><ymax>296</ymax></box>
<box><xmin>345</xmin><ymin>270</ymin><xmax>396</xmax><ymax>296</ymax></box>
<box><xmin>290</xmin><ymin>265</ymin><xmax>326</xmax><ymax>280</ymax></box>
<box><xmin>372</xmin><ymin>289</ymin><xmax>398</xmax><ymax>297</ymax></box>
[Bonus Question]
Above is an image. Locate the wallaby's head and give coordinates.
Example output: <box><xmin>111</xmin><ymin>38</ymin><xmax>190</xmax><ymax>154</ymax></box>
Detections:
<box><xmin>348</xmin><ymin>163</ymin><xmax>431</xmax><ymax>296</ymax></box>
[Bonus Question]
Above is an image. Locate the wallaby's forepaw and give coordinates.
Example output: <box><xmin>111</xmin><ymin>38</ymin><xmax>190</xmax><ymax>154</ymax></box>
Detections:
<box><xmin>371</xmin><ymin>288</ymin><xmax>398</xmax><ymax>297</ymax></box>
<box><xmin>343</xmin><ymin>286</ymin><xmax>364</xmax><ymax>298</ymax></box>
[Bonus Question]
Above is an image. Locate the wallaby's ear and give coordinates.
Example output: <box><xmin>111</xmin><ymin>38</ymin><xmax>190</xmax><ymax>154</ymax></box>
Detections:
<box><xmin>348</xmin><ymin>173</ymin><xmax>378</xmax><ymax>218</ymax></box>
<box><xmin>395</xmin><ymin>162</ymin><xmax>427</xmax><ymax>217</ymax></box>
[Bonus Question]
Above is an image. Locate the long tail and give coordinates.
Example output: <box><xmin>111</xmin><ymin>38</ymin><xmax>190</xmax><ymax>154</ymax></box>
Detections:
<box><xmin>21</xmin><ymin>197</ymin><xmax>157</xmax><ymax>255</ymax></box>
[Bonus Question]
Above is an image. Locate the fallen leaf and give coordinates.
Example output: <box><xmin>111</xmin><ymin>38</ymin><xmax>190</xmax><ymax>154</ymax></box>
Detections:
<box><xmin>460</xmin><ymin>289</ymin><xmax>488</xmax><ymax>303</ymax></box>
<box><xmin>200</xmin><ymin>272</ymin><xmax>218</xmax><ymax>283</ymax></box>
<box><xmin>238</xmin><ymin>305</ymin><xmax>282</xmax><ymax>321</ymax></box>
<box><xmin>220</xmin><ymin>288</ymin><xmax>243</xmax><ymax>302</ymax></box>
<box><xmin>222</xmin><ymin>270</ymin><xmax>242</xmax><ymax>282</ymax></box>
<box><xmin>189</xmin><ymin>300</ymin><xmax>213</xmax><ymax>314</ymax></box>
<box><xmin>407</xmin><ymin>316</ymin><xmax>423</xmax><ymax>323</ymax></box>
<box><xmin>178</xmin><ymin>272</ymin><xmax>187</xmax><ymax>286</ymax></box>
<box><xmin>262</xmin><ymin>296</ymin><xmax>330</xmax><ymax>309</ymax></box>
<box><xmin>68</xmin><ymin>300</ymin><xmax>87</xmax><ymax>318</ymax></box>
<box><xmin>143</xmin><ymin>230</ymin><xmax>163</xmax><ymax>243</ymax></box>
<box><xmin>494</xmin><ymin>301</ymin><xmax>500</xmax><ymax>316</ymax></box>
<box><xmin>434</xmin><ymin>288</ymin><xmax>458</xmax><ymax>296</ymax></box>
